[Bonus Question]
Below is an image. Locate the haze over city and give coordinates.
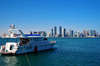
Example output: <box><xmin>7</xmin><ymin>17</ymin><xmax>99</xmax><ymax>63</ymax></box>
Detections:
<box><xmin>0</xmin><ymin>0</ymin><xmax>100</xmax><ymax>36</ymax></box>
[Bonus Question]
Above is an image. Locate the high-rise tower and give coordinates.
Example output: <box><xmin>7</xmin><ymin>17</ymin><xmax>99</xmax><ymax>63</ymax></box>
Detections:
<box><xmin>59</xmin><ymin>26</ymin><xmax>62</xmax><ymax>37</ymax></box>
<box><xmin>54</xmin><ymin>26</ymin><xmax>57</xmax><ymax>37</ymax></box>
<box><xmin>51</xmin><ymin>29</ymin><xmax>53</xmax><ymax>37</ymax></box>
<box><xmin>63</xmin><ymin>28</ymin><xmax>66</xmax><ymax>37</ymax></box>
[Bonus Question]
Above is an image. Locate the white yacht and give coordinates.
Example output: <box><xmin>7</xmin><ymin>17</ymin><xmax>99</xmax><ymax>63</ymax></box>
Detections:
<box><xmin>0</xmin><ymin>25</ymin><xmax>56</xmax><ymax>55</ymax></box>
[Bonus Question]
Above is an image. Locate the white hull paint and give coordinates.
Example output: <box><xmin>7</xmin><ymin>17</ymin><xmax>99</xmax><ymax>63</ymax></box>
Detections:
<box><xmin>16</xmin><ymin>44</ymin><xmax>54</xmax><ymax>54</ymax></box>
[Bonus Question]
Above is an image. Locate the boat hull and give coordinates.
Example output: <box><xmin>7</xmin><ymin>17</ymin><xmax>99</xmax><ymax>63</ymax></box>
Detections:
<box><xmin>0</xmin><ymin>43</ymin><xmax>55</xmax><ymax>55</ymax></box>
<box><xmin>16</xmin><ymin>43</ymin><xmax>55</xmax><ymax>54</ymax></box>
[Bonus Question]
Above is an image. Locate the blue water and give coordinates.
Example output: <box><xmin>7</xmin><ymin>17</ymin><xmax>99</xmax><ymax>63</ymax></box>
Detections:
<box><xmin>0</xmin><ymin>38</ymin><xmax>100</xmax><ymax>66</ymax></box>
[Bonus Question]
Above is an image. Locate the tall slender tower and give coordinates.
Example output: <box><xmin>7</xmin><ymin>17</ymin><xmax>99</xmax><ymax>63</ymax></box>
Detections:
<box><xmin>89</xmin><ymin>30</ymin><xmax>93</xmax><ymax>37</ymax></box>
<box><xmin>93</xmin><ymin>30</ymin><xmax>96</xmax><ymax>37</ymax></box>
<box><xmin>54</xmin><ymin>26</ymin><xmax>57</xmax><ymax>37</ymax></box>
<box><xmin>59</xmin><ymin>26</ymin><xmax>62</xmax><ymax>37</ymax></box>
<box><xmin>63</xmin><ymin>28</ymin><xmax>66</xmax><ymax>37</ymax></box>
<box><xmin>51</xmin><ymin>29</ymin><xmax>53</xmax><ymax>37</ymax></box>
<box><xmin>69</xmin><ymin>30</ymin><xmax>74</xmax><ymax>37</ymax></box>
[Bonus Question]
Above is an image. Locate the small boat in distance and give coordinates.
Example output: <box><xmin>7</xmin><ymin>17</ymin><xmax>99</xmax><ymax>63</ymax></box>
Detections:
<box><xmin>0</xmin><ymin>25</ymin><xmax>56</xmax><ymax>55</ymax></box>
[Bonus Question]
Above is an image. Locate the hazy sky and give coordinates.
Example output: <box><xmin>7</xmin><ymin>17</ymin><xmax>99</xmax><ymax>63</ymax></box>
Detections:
<box><xmin>0</xmin><ymin>0</ymin><xmax>100</xmax><ymax>36</ymax></box>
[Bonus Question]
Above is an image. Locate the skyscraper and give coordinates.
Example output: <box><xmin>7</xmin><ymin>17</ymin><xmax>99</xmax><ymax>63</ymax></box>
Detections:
<box><xmin>69</xmin><ymin>30</ymin><xmax>74</xmax><ymax>37</ymax></box>
<box><xmin>51</xmin><ymin>29</ymin><xmax>53</xmax><ymax>37</ymax></box>
<box><xmin>87</xmin><ymin>30</ymin><xmax>90</xmax><ymax>37</ymax></box>
<box><xmin>89</xmin><ymin>30</ymin><xmax>93</xmax><ymax>37</ymax></box>
<box><xmin>77</xmin><ymin>31</ymin><xmax>80</xmax><ymax>37</ymax></box>
<box><xmin>93</xmin><ymin>30</ymin><xmax>96</xmax><ymax>37</ymax></box>
<box><xmin>73</xmin><ymin>31</ymin><xmax>77</xmax><ymax>37</ymax></box>
<box><xmin>83</xmin><ymin>30</ymin><xmax>86</xmax><ymax>37</ymax></box>
<box><xmin>54</xmin><ymin>26</ymin><xmax>57</xmax><ymax>37</ymax></box>
<box><xmin>63</xmin><ymin>28</ymin><xmax>66</xmax><ymax>37</ymax></box>
<box><xmin>59</xmin><ymin>26</ymin><xmax>62</xmax><ymax>37</ymax></box>
<box><xmin>96</xmin><ymin>32</ymin><xmax>99</xmax><ymax>37</ymax></box>
<box><xmin>42</xmin><ymin>31</ymin><xmax>47</xmax><ymax>37</ymax></box>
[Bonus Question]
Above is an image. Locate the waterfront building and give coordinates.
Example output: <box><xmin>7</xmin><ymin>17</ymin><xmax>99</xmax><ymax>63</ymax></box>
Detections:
<box><xmin>51</xmin><ymin>29</ymin><xmax>53</xmax><ymax>37</ymax></box>
<box><xmin>59</xmin><ymin>26</ymin><xmax>62</xmax><ymax>37</ymax></box>
<box><xmin>89</xmin><ymin>30</ymin><xmax>93</xmax><ymax>37</ymax></box>
<box><xmin>41</xmin><ymin>31</ymin><xmax>47</xmax><ymax>37</ymax></box>
<box><xmin>63</xmin><ymin>28</ymin><xmax>66</xmax><ymax>37</ymax></box>
<box><xmin>39</xmin><ymin>31</ymin><xmax>43</xmax><ymax>34</ymax></box>
<box><xmin>73</xmin><ymin>31</ymin><xmax>77</xmax><ymax>37</ymax></box>
<box><xmin>83</xmin><ymin>30</ymin><xmax>86</xmax><ymax>37</ymax></box>
<box><xmin>83</xmin><ymin>30</ymin><xmax>85</xmax><ymax>35</ymax></box>
<box><xmin>46</xmin><ymin>33</ymin><xmax>50</xmax><ymax>37</ymax></box>
<box><xmin>77</xmin><ymin>31</ymin><xmax>80</xmax><ymax>37</ymax></box>
<box><xmin>93</xmin><ymin>30</ymin><xmax>96</xmax><ymax>37</ymax></box>
<box><xmin>87</xmin><ymin>30</ymin><xmax>90</xmax><ymax>37</ymax></box>
<box><xmin>71</xmin><ymin>30</ymin><xmax>74</xmax><ymax>37</ymax></box>
<box><xmin>69</xmin><ymin>30</ymin><xmax>74</xmax><ymax>37</ymax></box>
<box><xmin>54</xmin><ymin>26</ymin><xmax>57</xmax><ymax>37</ymax></box>
<box><xmin>85</xmin><ymin>30</ymin><xmax>88</xmax><ymax>37</ymax></box>
<box><xmin>99</xmin><ymin>34</ymin><xmax>100</xmax><ymax>37</ymax></box>
<box><xmin>30</xmin><ymin>31</ymin><xmax>33</xmax><ymax>34</ymax></box>
<box><xmin>69</xmin><ymin>30</ymin><xmax>71</xmax><ymax>37</ymax></box>
<box><xmin>89</xmin><ymin>30</ymin><xmax>96</xmax><ymax>37</ymax></box>
<box><xmin>49</xmin><ymin>33</ymin><xmax>51</xmax><ymax>37</ymax></box>
<box><xmin>96</xmin><ymin>32</ymin><xmax>99</xmax><ymax>37</ymax></box>
<box><xmin>33</xmin><ymin>31</ymin><xmax>38</xmax><ymax>34</ymax></box>
<box><xmin>66</xmin><ymin>32</ymin><xmax>69</xmax><ymax>37</ymax></box>
<box><xmin>33</xmin><ymin>31</ymin><xmax>47</xmax><ymax>37</ymax></box>
<box><xmin>80</xmin><ymin>32</ymin><xmax>83</xmax><ymax>37</ymax></box>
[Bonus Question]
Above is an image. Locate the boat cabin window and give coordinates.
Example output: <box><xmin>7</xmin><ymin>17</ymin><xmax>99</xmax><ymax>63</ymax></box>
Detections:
<box><xmin>44</xmin><ymin>38</ymin><xmax>48</xmax><ymax>40</ymax></box>
<box><xmin>34</xmin><ymin>38</ymin><xmax>42</xmax><ymax>41</ymax></box>
<box><xmin>10</xmin><ymin>45</ymin><xmax>14</xmax><ymax>50</ymax></box>
<box><xmin>10</xmin><ymin>45</ymin><xmax>12</xmax><ymax>50</ymax></box>
<box><xmin>19</xmin><ymin>38</ymin><xmax>30</xmax><ymax>45</ymax></box>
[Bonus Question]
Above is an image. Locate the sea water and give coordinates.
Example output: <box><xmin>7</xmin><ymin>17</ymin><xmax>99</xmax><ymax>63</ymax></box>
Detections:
<box><xmin>0</xmin><ymin>38</ymin><xmax>100</xmax><ymax>66</ymax></box>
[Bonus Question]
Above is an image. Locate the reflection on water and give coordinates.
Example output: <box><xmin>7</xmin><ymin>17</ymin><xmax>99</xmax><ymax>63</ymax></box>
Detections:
<box><xmin>0</xmin><ymin>49</ymin><xmax>56</xmax><ymax>66</ymax></box>
<box><xmin>0</xmin><ymin>55</ymin><xmax>19</xmax><ymax>66</ymax></box>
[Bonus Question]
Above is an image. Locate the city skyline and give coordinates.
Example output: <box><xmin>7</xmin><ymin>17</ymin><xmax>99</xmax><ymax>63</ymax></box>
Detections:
<box><xmin>0</xmin><ymin>0</ymin><xmax>100</xmax><ymax>36</ymax></box>
<box><xmin>50</xmin><ymin>26</ymin><xmax>100</xmax><ymax>37</ymax></box>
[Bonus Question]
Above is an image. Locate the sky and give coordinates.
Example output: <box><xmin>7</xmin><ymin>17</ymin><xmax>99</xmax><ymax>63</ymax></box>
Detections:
<box><xmin>0</xmin><ymin>0</ymin><xmax>100</xmax><ymax>36</ymax></box>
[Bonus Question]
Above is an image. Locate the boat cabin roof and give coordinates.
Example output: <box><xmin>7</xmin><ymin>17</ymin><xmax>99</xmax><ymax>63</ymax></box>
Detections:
<box><xmin>3</xmin><ymin>27</ymin><xmax>45</xmax><ymax>38</ymax></box>
<box><xmin>18</xmin><ymin>34</ymin><xmax>44</xmax><ymax>38</ymax></box>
